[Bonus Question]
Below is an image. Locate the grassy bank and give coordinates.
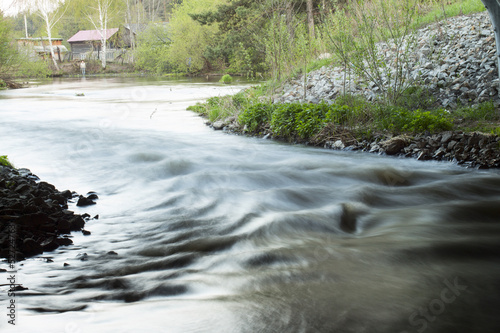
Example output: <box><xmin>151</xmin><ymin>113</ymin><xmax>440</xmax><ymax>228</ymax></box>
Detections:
<box><xmin>188</xmin><ymin>85</ymin><xmax>500</xmax><ymax>145</ymax></box>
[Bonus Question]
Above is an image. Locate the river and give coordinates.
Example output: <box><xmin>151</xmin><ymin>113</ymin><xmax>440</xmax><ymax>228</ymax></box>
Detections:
<box><xmin>1</xmin><ymin>77</ymin><xmax>500</xmax><ymax>333</ymax></box>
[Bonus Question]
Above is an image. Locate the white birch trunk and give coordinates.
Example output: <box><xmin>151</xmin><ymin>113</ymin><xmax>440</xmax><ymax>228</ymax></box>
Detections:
<box><xmin>45</xmin><ymin>15</ymin><xmax>60</xmax><ymax>71</ymax></box>
<box><xmin>24</xmin><ymin>14</ymin><xmax>28</xmax><ymax>38</ymax></box>
<box><xmin>101</xmin><ymin>4</ymin><xmax>107</xmax><ymax>70</ymax></box>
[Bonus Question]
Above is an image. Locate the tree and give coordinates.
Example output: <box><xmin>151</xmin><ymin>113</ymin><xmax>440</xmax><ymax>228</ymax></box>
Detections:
<box><xmin>167</xmin><ymin>0</ymin><xmax>227</xmax><ymax>73</ymax></box>
<box><xmin>481</xmin><ymin>0</ymin><xmax>500</xmax><ymax>95</ymax></box>
<box><xmin>34</xmin><ymin>0</ymin><xmax>68</xmax><ymax>71</ymax></box>
<box><xmin>0</xmin><ymin>12</ymin><xmax>18</xmax><ymax>80</ymax></box>
<box><xmin>306</xmin><ymin>0</ymin><xmax>315</xmax><ymax>38</ymax></box>
<box><xmin>86</xmin><ymin>0</ymin><xmax>116</xmax><ymax>69</ymax></box>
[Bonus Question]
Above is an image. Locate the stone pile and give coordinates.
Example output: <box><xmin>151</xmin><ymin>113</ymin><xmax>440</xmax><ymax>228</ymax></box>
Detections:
<box><xmin>277</xmin><ymin>12</ymin><xmax>499</xmax><ymax>107</ymax></box>
<box><xmin>0</xmin><ymin>166</ymin><xmax>97</xmax><ymax>261</ymax></box>
<box><xmin>325</xmin><ymin>131</ymin><xmax>500</xmax><ymax>168</ymax></box>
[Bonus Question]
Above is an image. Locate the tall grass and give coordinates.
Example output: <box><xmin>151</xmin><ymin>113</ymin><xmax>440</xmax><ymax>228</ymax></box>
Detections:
<box><xmin>416</xmin><ymin>0</ymin><xmax>486</xmax><ymax>28</ymax></box>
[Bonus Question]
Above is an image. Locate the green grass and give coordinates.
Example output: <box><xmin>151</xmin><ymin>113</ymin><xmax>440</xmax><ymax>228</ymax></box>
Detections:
<box><xmin>416</xmin><ymin>0</ymin><xmax>486</xmax><ymax>28</ymax></box>
<box><xmin>306</xmin><ymin>58</ymin><xmax>333</xmax><ymax>73</ymax></box>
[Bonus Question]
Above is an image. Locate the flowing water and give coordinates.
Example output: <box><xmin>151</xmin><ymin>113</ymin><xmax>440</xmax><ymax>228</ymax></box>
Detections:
<box><xmin>1</xmin><ymin>77</ymin><xmax>500</xmax><ymax>333</ymax></box>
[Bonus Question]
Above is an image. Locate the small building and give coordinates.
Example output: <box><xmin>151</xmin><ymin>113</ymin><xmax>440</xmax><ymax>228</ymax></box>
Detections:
<box><xmin>120</xmin><ymin>24</ymin><xmax>147</xmax><ymax>47</ymax></box>
<box><xmin>16</xmin><ymin>37</ymin><xmax>68</xmax><ymax>61</ymax></box>
<box><xmin>67</xmin><ymin>28</ymin><xmax>120</xmax><ymax>60</ymax></box>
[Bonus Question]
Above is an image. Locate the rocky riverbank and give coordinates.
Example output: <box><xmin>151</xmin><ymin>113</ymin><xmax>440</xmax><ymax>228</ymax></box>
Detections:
<box><xmin>204</xmin><ymin>11</ymin><xmax>500</xmax><ymax>169</ymax></box>
<box><xmin>325</xmin><ymin>130</ymin><xmax>500</xmax><ymax>168</ymax></box>
<box><xmin>210</xmin><ymin>116</ymin><xmax>500</xmax><ymax>168</ymax></box>
<box><xmin>275</xmin><ymin>11</ymin><xmax>499</xmax><ymax>107</ymax></box>
<box><xmin>0</xmin><ymin>165</ymin><xmax>98</xmax><ymax>262</ymax></box>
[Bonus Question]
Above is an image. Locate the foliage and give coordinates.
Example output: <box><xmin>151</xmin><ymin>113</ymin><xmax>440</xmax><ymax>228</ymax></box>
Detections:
<box><xmin>14</xmin><ymin>57</ymin><xmax>51</xmax><ymax>78</ymax></box>
<box><xmin>0</xmin><ymin>13</ymin><xmax>18</xmax><ymax>78</ymax></box>
<box><xmin>0</xmin><ymin>155</ymin><xmax>13</xmax><ymax>168</ymax></box>
<box><xmin>238</xmin><ymin>103</ymin><xmax>274</xmax><ymax>133</ymax></box>
<box><xmin>219</xmin><ymin>74</ymin><xmax>233</xmax><ymax>83</ymax></box>
<box><xmin>134</xmin><ymin>23</ymin><xmax>172</xmax><ymax>73</ymax></box>
<box><xmin>167</xmin><ymin>0</ymin><xmax>227</xmax><ymax>73</ymax></box>
<box><xmin>379</xmin><ymin>108</ymin><xmax>453</xmax><ymax>133</ymax></box>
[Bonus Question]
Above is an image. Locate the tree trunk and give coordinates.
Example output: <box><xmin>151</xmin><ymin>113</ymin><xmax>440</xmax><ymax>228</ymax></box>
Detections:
<box><xmin>306</xmin><ymin>0</ymin><xmax>315</xmax><ymax>38</ymax></box>
<box><xmin>481</xmin><ymin>0</ymin><xmax>500</xmax><ymax>97</ymax></box>
<box><xmin>44</xmin><ymin>16</ymin><xmax>60</xmax><ymax>71</ymax></box>
<box><xmin>24</xmin><ymin>14</ymin><xmax>28</xmax><ymax>38</ymax></box>
<box><xmin>102</xmin><ymin>24</ymin><xmax>107</xmax><ymax>69</ymax></box>
<box><xmin>126</xmin><ymin>0</ymin><xmax>135</xmax><ymax>49</ymax></box>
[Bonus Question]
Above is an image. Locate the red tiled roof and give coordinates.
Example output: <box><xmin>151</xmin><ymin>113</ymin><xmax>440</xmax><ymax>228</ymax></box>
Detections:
<box><xmin>67</xmin><ymin>28</ymin><xmax>119</xmax><ymax>42</ymax></box>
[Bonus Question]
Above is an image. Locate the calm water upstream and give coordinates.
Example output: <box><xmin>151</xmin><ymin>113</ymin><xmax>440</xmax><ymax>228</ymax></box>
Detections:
<box><xmin>1</xmin><ymin>77</ymin><xmax>500</xmax><ymax>333</ymax></box>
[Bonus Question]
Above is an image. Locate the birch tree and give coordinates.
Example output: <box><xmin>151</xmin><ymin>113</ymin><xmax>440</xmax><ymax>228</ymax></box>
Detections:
<box><xmin>87</xmin><ymin>0</ymin><xmax>114</xmax><ymax>69</ymax></box>
<box><xmin>34</xmin><ymin>0</ymin><xmax>68</xmax><ymax>71</ymax></box>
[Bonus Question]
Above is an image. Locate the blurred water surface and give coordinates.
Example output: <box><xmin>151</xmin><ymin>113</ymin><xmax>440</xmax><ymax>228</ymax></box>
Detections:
<box><xmin>1</xmin><ymin>77</ymin><xmax>500</xmax><ymax>333</ymax></box>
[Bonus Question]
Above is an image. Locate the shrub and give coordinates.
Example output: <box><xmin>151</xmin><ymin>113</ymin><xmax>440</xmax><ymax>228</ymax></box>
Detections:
<box><xmin>270</xmin><ymin>103</ymin><xmax>332</xmax><ymax>141</ymax></box>
<box><xmin>270</xmin><ymin>103</ymin><xmax>303</xmax><ymax>140</ymax></box>
<box><xmin>220</xmin><ymin>74</ymin><xmax>233</xmax><ymax>84</ymax></box>
<box><xmin>0</xmin><ymin>155</ymin><xmax>13</xmax><ymax>168</ymax></box>
<box><xmin>385</xmin><ymin>108</ymin><xmax>453</xmax><ymax>133</ymax></box>
<box><xmin>239</xmin><ymin>103</ymin><xmax>274</xmax><ymax>133</ymax></box>
<box><xmin>296</xmin><ymin>104</ymin><xmax>330</xmax><ymax>139</ymax></box>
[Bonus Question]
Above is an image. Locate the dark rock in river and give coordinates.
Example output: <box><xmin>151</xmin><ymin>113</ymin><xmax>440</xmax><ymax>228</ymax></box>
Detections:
<box><xmin>0</xmin><ymin>165</ymin><xmax>97</xmax><ymax>261</ymax></box>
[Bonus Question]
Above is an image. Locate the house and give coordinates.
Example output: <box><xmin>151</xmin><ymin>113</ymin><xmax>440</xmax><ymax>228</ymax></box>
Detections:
<box><xmin>67</xmin><ymin>28</ymin><xmax>120</xmax><ymax>60</ymax></box>
<box><xmin>16</xmin><ymin>37</ymin><xmax>68</xmax><ymax>61</ymax></box>
<box><xmin>120</xmin><ymin>24</ymin><xmax>147</xmax><ymax>47</ymax></box>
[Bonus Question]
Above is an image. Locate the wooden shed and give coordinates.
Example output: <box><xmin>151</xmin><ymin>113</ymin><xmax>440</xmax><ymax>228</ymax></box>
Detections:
<box><xmin>67</xmin><ymin>28</ymin><xmax>119</xmax><ymax>60</ymax></box>
<box><xmin>17</xmin><ymin>37</ymin><xmax>68</xmax><ymax>61</ymax></box>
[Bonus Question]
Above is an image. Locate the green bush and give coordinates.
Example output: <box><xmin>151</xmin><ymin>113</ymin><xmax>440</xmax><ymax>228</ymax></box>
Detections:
<box><xmin>14</xmin><ymin>58</ymin><xmax>51</xmax><ymax>78</ymax></box>
<box><xmin>239</xmin><ymin>103</ymin><xmax>274</xmax><ymax>133</ymax></box>
<box><xmin>270</xmin><ymin>103</ymin><xmax>334</xmax><ymax>141</ymax></box>
<box><xmin>231</xmin><ymin>92</ymin><xmax>246</xmax><ymax>107</ymax></box>
<box><xmin>0</xmin><ymin>155</ymin><xmax>13</xmax><ymax>168</ymax></box>
<box><xmin>220</xmin><ymin>74</ymin><xmax>233</xmax><ymax>84</ymax></box>
<box><xmin>385</xmin><ymin>108</ymin><xmax>453</xmax><ymax>133</ymax></box>
<box><xmin>325</xmin><ymin>104</ymin><xmax>351</xmax><ymax>125</ymax></box>
<box><xmin>296</xmin><ymin>104</ymin><xmax>331</xmax><ymax>139</ymax></box>
<box><xmin>270</xmin><ymin>103</ymin><xmax>303</xmax><ymax>140</ymax></box>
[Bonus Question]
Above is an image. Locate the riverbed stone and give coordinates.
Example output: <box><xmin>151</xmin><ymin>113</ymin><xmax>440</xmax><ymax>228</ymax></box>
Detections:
<box><xmin>0</xmin><ymin>165</ymin><xmax>96</xmax><ymax>261</ymax></box>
